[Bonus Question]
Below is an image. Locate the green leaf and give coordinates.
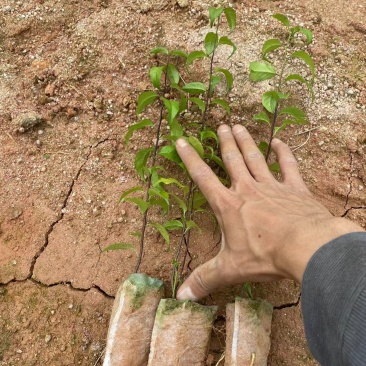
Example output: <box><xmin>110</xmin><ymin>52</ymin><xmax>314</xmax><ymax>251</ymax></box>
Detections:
<box><xmin>167</xmin><ymin>63</ymin><xmax>180</xmax><ymax>85</ymax></box>
<box><xmin>208</xmin><ymin>154</ymin><xmax>226</xmax><ymax>172</ymax></box>
<box><xmin>211</xmin><ymin>98</ymin><xmax>230</xmax><ymax>114</ymax></box>
<box><xmin>149</xmin><ymin>66</ymin><xmax>164</xmax><ymax>89</ymax></box>
<box><xmin>272</xmin><ymin>13</ymin><xmax>290</xmax><ymax>27</ymax></box>
<box><xmin>299</xmin><ymin>28</ymin><xmax>313</xmax><ymax>44</ymax></box>
<box><xmin>280</xmin><ymin>106</ymin><xmax>306</xmax><ymax>120</ymax></box>
<box><xmin>149</xmin><ymin>198</ymin><xmax>169</xmax><ymax>215</ymax></box>
<box><xmin>172</xmin><ymin>194</ymin><xmax>187</xmax><ymax>215</ymax></box>
<box><xmin>187</xmin><ymin>51</ymin><xmax>207</xmax><ymax>68</ymax></box>
<box><xmin>189</xmin><ymin>97</ymin><xmax>206</xmax><ymax>112</ymax></box>
<box><xmin>148</xmin><ymin>187</ymin><xmax>169</xmax><ymax>205</ymax></box>
<box><xmin>292</xmin><ymin>51</ymin><xmax>315</xmax><ymax>80</ymax></box>
<box><xmin>250</xmin><ymin>62</ymin><xmax>276</xmax><ymax>81</ymax></box>
<box><xmin>253</xmin><ymin>111</ymin><xmax>270</xmax><ymax>125</ymax></box>
<box><xmin>179</xmin><ymin>94</ymin><xmax>187</xmax><ymax>113</ymax></box>
<box><xmin>150</xmin><ymin>47</ymin><xmax>169</xmax><ymax>55</ymax></box>
<box><xmin>170</xmin><ymin>49</ymin><xmax>188</xmax><ymax>58</ymax></box>
<box><xmin>129</xmin><ymin>231</ymin><xmax>141</xmax><ymax>238</ymax></box>
<box><xmin>224</xmin><ymin>7</ymin><xmax>236</xmax><ymax>32</ymax></box>
<box><xmin>258</xmin><ymin>141</ymin><xmax>269</xmax><ymax>155</ymax></box>
<box><xmin>209</xmin><ymin>6</ymin><xmax>224</xmax><ymax>27</ymax></box>
<box><xmin>285</xmin><ymin>73</ymin><xmax>306</xmax><ymax>84</ymax></box>
<box><xmin>285</xmin><ymin>73</ymin><xmax>314</xmax><ymax>100</ymax></box>
<box><xmin>262</xmin><ymin>39</ymin><xmax>282</xmax><ymax>60</ymax></box>
<box><xmin>204</xmin><ymin>32</ymin><xmax>218</xmax><ymax>55</ymax></box>
<box><xmin>164</xmin><ymin>219</ymin><xmax>184</xmax><ymax>231</ymax></box>
<box><xmin>262</xmin><ymin>91</ymin><xmax>288</xmax><ymax>113</ymax></box>
<box><xmin>125</xmin><ymin>119</ymin><xmax>154</xmax><ymax>146</ymax></box>
<box><xmin>150</xmin><ymin>223</ymin><xmax>170</xmax><ymax>247</ymax></box>
<box><xmin>135</xmin><ymin>147</ymin><xmax>153</xmax><ymax>179</ymax></box>
<box><xmin>159</xmin><ymin>145</ymin><xmax>182</xmax><ymax>163</ymax></box>
<box><xmin>243</xmin><ymin>282</ymin><xmax>253</xmax><ymax>300</ymax></box>
<box><xmin>269</xmin><ymin>162</ymin><xmax>281</xmax><ymax>173</ymax></box>
<box><xmin>200</xmin><ymin>129</ymin><xmax>218</xmax><ymax>145</ymax></box>
<box><xmin>124</xmin><ymin>197</ymin><xmax>149</xmax><ymax>213</ymax></box>
<box><xmin>136</xmin><ymin>91</ymin><xmax>158</xmax><ymax>115</ymax></box>
<box><xmin>103</xmin><ymin>243</ymin><xmax>136</xmax><ymax>253</ymax></box>
<box><xmin>157</xmin><ymin>178</ymin><xmax>189</xmax><ymax>194</ymax></box>
<box><xmin>262</xmin><ymin>91</ymin><xmax>279</xmax><ymax>113</ymax></box>
<box><xmin>209</xmin><ymin>75</ymin><xmax>222</xmax><ymax>94</ymax></box>
<box><xmin>218</xmin><ymin>36</ymin><xmax>237</xmax><ymax>57</ymax></box>
<box><xmin>119</xmin><ymin>186</ymin><xmax>143</xmax><ymax>203</ymax></box>
<box><xmin>214</xmin><ymin>68</ymin><xmax>234</xmax><ymax>93</ymax></box>
<box><xmin>188</xmin><ymin>136</ymin><xmax>204</xmax><ymax>158</ymax></box>
<box><xmin>150</xmin><ymin>166</ymin><xmax>163</xmax><ymax>187</ymax></box>
<box><xmin>182</xmin><ymin>82</ymin><xmax>206</xmax><ymax>95</ymax></box>
<box><xmin>162</xmin><ymin>98</ymin><xmax>179</xmax><ymax>124</ymax></box>
<box><xmin>185</xmin><ymin>220</ymin><xmax>202</xmax><ymax>233</ymax></box>
<box><xmin>170</xmin><ymin>120</ymin><xmax>184</xmax><ymax>137</ymax></box>
<box><xmin>193</xmin><ymin>191</ymin><xmax>207</xmax><ymax>210</ymax></box>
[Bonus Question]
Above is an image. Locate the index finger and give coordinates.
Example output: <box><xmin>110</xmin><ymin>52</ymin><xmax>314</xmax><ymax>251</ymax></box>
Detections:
<box><xmin>176</xmin><ymin>138</ymin><xmax>226</xmax><ymax>209</ymax></box>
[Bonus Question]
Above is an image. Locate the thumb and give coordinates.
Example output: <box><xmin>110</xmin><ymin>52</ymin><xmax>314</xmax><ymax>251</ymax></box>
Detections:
<box><xmin>176</xmin><ymin>256</ymin><xmax>222</xmax><ymax>301</ymax></box>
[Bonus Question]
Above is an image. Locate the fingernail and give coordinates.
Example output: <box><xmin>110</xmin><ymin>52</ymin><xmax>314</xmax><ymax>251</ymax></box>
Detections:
<box><xmin>218</xmin><ymin>125</ymin><xmax>230</xmax><ymax>133</ymax></box>
<box><xmin>272</xmin><ymin>138</ymin><xmax>281</xmax><ymax>144</ymax></box>
<box><xmin>176</xmin><ymin>286</ymin><xmax>197</xmax><ymax>301</ymax></box>
<box><xmin>176</xmin><ymin>138</ymin><xmax>188</xmax><ymax>148</ymax></box>
<box><xmin>232</xmin><ymin>124</ymin><xmax>246</xmax><ymax>133</ymax></box>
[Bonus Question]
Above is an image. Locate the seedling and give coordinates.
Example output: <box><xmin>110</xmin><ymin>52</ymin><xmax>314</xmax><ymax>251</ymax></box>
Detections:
<box><xmin>104</xmin><ymin>5</ymin><xmax>236</xmax><ymax>297</ymax></box>
<box><xmin>249</xmin><ymin>13</ymin><xmax>315</xmax><ymax>164</ymax></box>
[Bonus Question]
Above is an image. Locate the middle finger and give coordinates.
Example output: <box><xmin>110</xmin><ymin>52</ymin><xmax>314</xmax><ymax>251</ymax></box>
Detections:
<box><xmin>218</xmin><ymin>125</ymin><xmax>253</xmax><ymax>187</ymax></box>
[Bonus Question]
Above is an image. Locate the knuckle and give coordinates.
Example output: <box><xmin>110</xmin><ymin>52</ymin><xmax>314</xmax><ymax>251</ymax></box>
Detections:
<box><xmin>283</xmin><ymin>158</ymin><xmax>298</xmax><ymax>167</ymax></box>
<box><xmin>246</xmin><ymin>151</ymin><xmax>264</xmax><ymax>161</ymax></box>
<box><xmin>192</xmin><ymin>269</ymin><xmax>212</xmax><ymax>294</ymax></box>
<box><xmin>222</xmin><ymin>150</ymin><xmax>243</xmax><ymax>163</ymax></box>
<box><xmin>191</xmin><ymin>164</ymin><xmax>212</xmax><ymax>182</ymax></box>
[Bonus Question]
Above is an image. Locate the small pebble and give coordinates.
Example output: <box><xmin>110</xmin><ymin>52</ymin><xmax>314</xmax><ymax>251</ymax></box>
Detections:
<box><xmin>45</xmin><ymin>334</ymin><xmax>52</xmax><ymax>343</ymax></box>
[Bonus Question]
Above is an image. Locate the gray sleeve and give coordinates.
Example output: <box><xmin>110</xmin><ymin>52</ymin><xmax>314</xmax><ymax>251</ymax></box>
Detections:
<box><xmin>301</xmin><ymin>232</ymin><xmax>366</xmax><ymax>366</ymax></box>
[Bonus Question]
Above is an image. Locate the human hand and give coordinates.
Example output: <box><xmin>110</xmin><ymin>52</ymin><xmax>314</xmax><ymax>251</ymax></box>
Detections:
<box><xmin>175</xmin><ymin>124</ymin><xmax>363</xmax><ymax>301</ymax></box>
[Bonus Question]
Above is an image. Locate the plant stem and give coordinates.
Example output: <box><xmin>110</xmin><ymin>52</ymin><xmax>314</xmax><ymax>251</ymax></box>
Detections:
<box><xmin>172</xmin><ymin>19</ymin><xmax>222</xmax><ymax>291</ymax></box>
<box><xmin>265</xmin><ymin>32</ymin><xmax>292</xmax><ymax>162</ymax></box>
<box><xmin>134</xmin><ymin>59</ymin><xmax>170</xmax><ymax>273</ymax></box>
<box><xmin>201</xmin><ymin>20</ymin><xmax>220</xmax><ymax>130</ymax></box>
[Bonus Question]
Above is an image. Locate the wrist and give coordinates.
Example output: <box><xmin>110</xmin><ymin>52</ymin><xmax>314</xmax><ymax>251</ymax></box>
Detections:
<box><xmin>275</xmin><ymin>217</ymin><xmax>364</xmax><ymax>284</ymax></box>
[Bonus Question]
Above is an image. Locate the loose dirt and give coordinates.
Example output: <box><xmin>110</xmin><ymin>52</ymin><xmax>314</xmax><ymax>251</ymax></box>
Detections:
<box><xmin>0</xmin><ymin>0</ymin><xmax>365</xmax><ymax>365</ymax></box>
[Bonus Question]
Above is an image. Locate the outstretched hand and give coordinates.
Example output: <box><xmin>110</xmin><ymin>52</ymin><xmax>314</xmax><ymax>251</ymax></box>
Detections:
<box><xmin>175</xmin><ymin>124</ymin><xmax>362</xmax><ymax>301</ymax></box>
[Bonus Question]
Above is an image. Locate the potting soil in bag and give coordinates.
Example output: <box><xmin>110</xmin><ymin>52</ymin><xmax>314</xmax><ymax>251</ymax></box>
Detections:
<box><xmin>148</xmin><ymin>299</ymin><xmax>217</xmax><ymax>365</ymax></box>
<box><xmin>225</xmin><ymin>297</ymin><xmax>273</xmax><ymax>366</ymax></box>
<box><xmin>103</xmin><ymin>273</ymin><xmax>165</xmax><ymax>366</ymax></box>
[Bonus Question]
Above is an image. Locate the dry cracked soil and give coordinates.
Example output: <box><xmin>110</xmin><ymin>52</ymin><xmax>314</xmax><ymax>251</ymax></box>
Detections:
<box><xmin>0</xmin><ymin>0</ymin><xmax>365</xmax><ymax>365</ymax></box>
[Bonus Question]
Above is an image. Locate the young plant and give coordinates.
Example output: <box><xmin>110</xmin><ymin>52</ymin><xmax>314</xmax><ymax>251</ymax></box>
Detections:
<box><xmin>104</xmin><ymin>5</ymin><xmax>237</xmax><ymax>298</ymax></box>
<box><xmin>249</xmin><ymin>13</ymin><xmax>315</xmax><ymax>164</ymax></box>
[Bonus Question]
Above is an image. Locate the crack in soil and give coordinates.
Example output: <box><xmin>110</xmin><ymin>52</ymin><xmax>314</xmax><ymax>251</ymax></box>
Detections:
<box><xmin>274</xmin><ymin>294</ymin><xmax>301</xmax><ymax>310</ymax></box>
<box><xmin>343</xmin><ymin>152</ymin><xmax>354</xmax><ymax>210</ymax></box>
<box><xmin>0</xmin><ymin>277</ymin><xmax>115</xmax><ymax>299</ymax></box>
<box><xmin>3</xmin><ymin>137</ymin><xmax>117</xmax><ymax>299</ymax></box>
<box><xmin>342</xmin><ymin>206</ymin><xmax>366</xmax><ymax>218</ymax></box>
<box><xmin>27</xmin><ymin>147</ymin><xmax>93</xmax><ymax>277</ymax></box>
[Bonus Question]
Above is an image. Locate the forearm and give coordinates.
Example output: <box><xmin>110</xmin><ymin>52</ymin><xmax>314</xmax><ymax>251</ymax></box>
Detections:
<box><xmin>301</xmin><ymin>231</ymin><xmax>366</xmax><ymax>365</ymax></box>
